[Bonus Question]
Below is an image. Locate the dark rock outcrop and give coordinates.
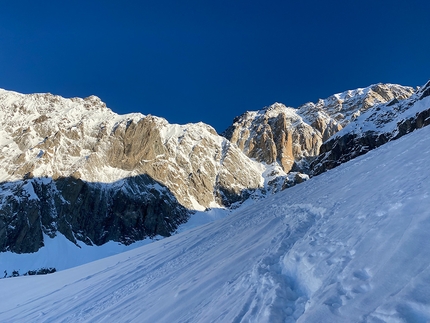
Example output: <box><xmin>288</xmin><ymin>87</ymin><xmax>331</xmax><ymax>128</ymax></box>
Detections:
<box><xmin>0</xmin><ymin>175</ymin><xmax>188</xmax><ymax>253</ymax></box>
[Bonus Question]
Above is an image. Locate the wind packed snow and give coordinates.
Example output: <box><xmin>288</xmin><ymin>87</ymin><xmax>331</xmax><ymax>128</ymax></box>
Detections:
<box><xmin>0</xmin><ymin>207</ymin><xmax>232</xmax><ymax>276</ymax></box>
<box><xmin>1</xmin><ymin>126</ymin><xmax>430</xmax><ymax>322</ymax></box>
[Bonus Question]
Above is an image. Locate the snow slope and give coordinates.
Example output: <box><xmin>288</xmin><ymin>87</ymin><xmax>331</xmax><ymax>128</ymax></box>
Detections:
<box><xmin>1</xmin><ymin>125</ymin><xmax>430</xmax><ymax>322</ymax></box>
<box><xmin>0</xmin><ymin>207</ymin><xmax>232</xmax><ymax>276</ymax></box>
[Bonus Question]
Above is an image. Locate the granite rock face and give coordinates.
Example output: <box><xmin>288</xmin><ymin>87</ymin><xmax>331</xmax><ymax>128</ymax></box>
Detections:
<box><xmin>104</xmin><ymin>117</ymin><xmax>264</xmax><ymax>209</ymax></box>
<box><xmin>223</xmin><ymin>103</ymin><xmax>321</xmax><ymax>172</ymax></box>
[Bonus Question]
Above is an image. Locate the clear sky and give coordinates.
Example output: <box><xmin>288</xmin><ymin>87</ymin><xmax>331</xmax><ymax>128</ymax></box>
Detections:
<box><xmin>1</xmin><ymin>1</ymin><xmax>429</xmax><ymax>132</ymax></box>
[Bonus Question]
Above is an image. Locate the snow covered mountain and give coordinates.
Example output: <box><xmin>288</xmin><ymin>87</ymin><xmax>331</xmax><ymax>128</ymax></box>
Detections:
<box><xmin>0</xmin><ymin>90</ymin><xmax>266</xmax><ymax>210</ymax></box>
<box><xmin>1</xmin><ymin>118</ymin><xmax>429</xmax><ymax>322</ymax></box>
<box><xmin>1</xmin><ymin>80</ymin><xmax>429</xmax><ymax>273</ymax></box>
<box><xmin>311</xmin><ymin>81</ymin><xmax>430</xmax><ymax>175</ymax></box>
<box><xmin>223</xmin><ymin>83</ymin><xmax>414</xmax><ymax>173</ymax></box>
<box><xmin>0</xmin><ymin>90</ymin><xmax>271</xmax><ymax>253</ymax></box>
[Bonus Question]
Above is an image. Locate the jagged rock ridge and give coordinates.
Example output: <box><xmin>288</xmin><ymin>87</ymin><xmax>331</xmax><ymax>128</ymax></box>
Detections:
<box><xmin>223</xmin><ymin>83</ymin><xmax>415</xmax><ymax>173</ymax></box>
<box><xmin>311</xmin><ymin>81</ymin><xmax>430</xmax><ymax>175</ymax></box>
<box><xmin>0</xmin><ymin>90</ymin><xmax>267</xmax><ymax>209</ymax></box>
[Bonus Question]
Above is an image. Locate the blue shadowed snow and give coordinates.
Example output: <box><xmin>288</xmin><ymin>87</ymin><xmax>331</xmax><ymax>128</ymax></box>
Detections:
<box><xmin>1</xmin><ymin>125</ymin><xmax>430</xmax><ymax>322</ymax></box>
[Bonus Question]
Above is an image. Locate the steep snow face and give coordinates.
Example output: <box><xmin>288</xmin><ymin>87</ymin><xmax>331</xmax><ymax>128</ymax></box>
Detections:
<box><xmin>223</xmin><ymin>84</ymin><xmax>414</xmax><ymax>173</ymax></box>
<box><xmin>1</xmin><ymin>120</ymin><xmax>429</xmax><ymax>322</ymax></box>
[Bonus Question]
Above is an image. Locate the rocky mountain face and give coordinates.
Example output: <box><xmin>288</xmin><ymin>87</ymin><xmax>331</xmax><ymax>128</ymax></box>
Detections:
<box><xmin>1</xmin><ymin>81</ymin><xmax>428</xmax><ymax>255</ymax></box>
<box><xmin>223</xmin><ymin>84</ymin><xmax>414</xmax><ymax>173</ymax></box>
<box><xmin>311</xmin><ymin>81</ymin><xmax>430</xmax><ymax>175</ymax></box>
<box><xmin>0</xmin><ymin>90</ymin><xmax>265</xmax><ymax>252</ymax></box>
<box><xmin>222</xmin><ymin>103</ymin><xmax>321</xmax><ymax>173</ymax></box>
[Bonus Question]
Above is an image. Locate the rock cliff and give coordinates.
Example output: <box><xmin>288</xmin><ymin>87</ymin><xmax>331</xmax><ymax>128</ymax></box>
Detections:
<box><xmin>0</xmin><ymin>90</ymin><xmax>265</xmax><ymax>209</ymax></box>
<box><xmin>311</xmin><ymin>81</ymin><xmax>430</xmax><ymax>175</ymax></box>
<box><xmin>223</xmin><ymin>84</ymin><xmax>414</xmax><ymax>173</ymax></box>
<box><xmin>0</xmin><ymin>175</ymin><xmax>188</xmax><ymax>253</ymax></box>
<box><xmin>0</xmin><ymin>81</ymin><xmax>425</xmax><ymax>254</ymax></box>
<box><xmin>0</xmin><ymin>90</ymin><xmax>265</xmax><ymax>252</ymax></box>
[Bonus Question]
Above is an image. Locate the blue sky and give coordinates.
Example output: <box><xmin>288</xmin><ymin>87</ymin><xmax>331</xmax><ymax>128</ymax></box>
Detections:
<box><xmin>1</xmin><ymin>1</ymin><xmax>429</xmax><ymax>132</ymax></box>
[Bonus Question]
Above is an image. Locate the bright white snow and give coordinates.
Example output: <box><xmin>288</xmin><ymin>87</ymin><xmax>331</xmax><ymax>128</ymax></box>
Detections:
<box><xmin>1</xmin><ymin>125</ymin><xmax>430</xmax><ymax>322</ymax></box>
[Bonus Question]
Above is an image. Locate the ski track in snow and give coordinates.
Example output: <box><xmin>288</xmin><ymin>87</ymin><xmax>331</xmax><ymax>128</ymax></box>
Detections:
<box><xmin>0</xmin><ymin>126</ymin><xmax>430</xmax><ymax>322</ymax></box>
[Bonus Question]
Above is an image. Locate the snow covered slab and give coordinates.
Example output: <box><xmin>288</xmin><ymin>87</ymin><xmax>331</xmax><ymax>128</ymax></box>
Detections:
<box><xmin>1</xmin><ymin>126</ymin><xmax>430</xmax><ymax>322</ymax></box>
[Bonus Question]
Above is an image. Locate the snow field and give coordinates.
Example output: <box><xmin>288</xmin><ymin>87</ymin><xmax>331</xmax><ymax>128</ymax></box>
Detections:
<box><xmin>0</xmin><ymin>124</ymin><xmax>429</xmax><ymax>322</ymax></box>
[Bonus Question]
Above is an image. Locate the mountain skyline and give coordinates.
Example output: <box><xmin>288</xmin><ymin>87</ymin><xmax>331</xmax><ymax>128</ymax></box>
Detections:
<box><xmin>1</xmin><ymin>79</ymin><xmax>427</xmax><ymax>262</ymax></box>
<box><xmin>1</xmin><ymin>0</ymin><xmax>429</xmax><ymax>132</ymax></box>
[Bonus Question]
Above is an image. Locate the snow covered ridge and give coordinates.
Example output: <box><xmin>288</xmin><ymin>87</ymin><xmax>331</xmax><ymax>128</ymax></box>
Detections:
<box><xmin>1</xmin><ymin>121</ymin><xmax>429</xmax><ymax>322</ymax></box>
<box><xmin>223</xmin><ymin>83</ymin><xmax>414</xmax><ymax>173</ymax></box>
<box><xmin>0</xmin><ymin>89</ymin><xmax>270</xmax><ymax>210</ymax></box>
<box><xmin>311</xmin><ymin>80</ymin><xmax>430</xmax><ymax>175</ymax></box>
